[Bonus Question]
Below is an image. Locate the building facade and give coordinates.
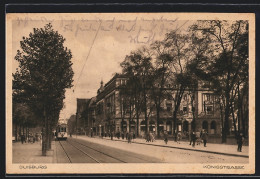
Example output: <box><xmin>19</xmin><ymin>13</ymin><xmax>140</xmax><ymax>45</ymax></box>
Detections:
<box><xmin>77</xmin><ymin>73</ymin><xmax>228</xmax><ymax>138</ymax></box>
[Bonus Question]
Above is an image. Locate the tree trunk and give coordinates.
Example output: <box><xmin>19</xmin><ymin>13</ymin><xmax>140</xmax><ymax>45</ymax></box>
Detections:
<box><xmin>19</xmin><ymin>125</ymin><xmax>21</xmax><ymax>141</ymax></box>
<box><xmin>15</xmin><ymin>124</ymin><xmax>18</xmax><ymax>141</ymax></box>
<box><xmin>48</xmin><ymin>122</ymin><xmax>52</xmax><ymax>150</ymax></box>
<box><xmin>136</xmin><ymin>114</ymin><xmax>139</xmax><ymax>137</ymax></box>
<box><xmin>156</xmin><ymin>106</ymin><xmax>160</xmax><ymax>138</ymax></box>
<box><xmin>223</xmin><ymin>106</ymin><xmax>230</xmax><ymax>143</ymax></box>
<box><xmin>143</xmin><ymin>88</ymin><xmax>149</xmax><ymax>134</ymax></box>
<box><xmin>231</xmin><ymin>105</ymin><xmax>237</xmax><ymax>136</ymax></box>
<box><xmin>42</xmin><ymin>105</ymin><xmax>47</xmax><ymax>156</ymax></box>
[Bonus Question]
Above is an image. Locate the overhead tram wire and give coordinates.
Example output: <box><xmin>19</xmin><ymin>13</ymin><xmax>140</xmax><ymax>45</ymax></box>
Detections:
<box><xmin>73</xmin><ymin>21</ymin><xmax>102</xmax><ymax>93</ymax></box>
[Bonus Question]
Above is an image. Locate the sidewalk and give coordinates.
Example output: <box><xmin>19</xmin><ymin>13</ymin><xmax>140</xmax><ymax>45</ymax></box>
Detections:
<box><xmin>12</xmin><ymin>141</ymin><xmax>56</xmax><ymax>163</ymax></box>
<box><xmin>77</xmin><ymin>135</ymin><xmax>249</xmax><ymax>158</ymax></box>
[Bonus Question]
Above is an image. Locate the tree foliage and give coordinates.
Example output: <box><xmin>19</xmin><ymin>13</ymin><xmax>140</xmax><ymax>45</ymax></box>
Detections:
<box><xmin>13</xmin><ymin>23</ymin><xmax>74</xmax><ymax>154</ymax></box>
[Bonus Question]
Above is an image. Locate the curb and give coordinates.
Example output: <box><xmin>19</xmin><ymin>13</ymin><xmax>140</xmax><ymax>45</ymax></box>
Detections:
<box><xmin>95</xmin><ymin>137</ymin><xmax>249</xmax><ymax>158</ymax></box>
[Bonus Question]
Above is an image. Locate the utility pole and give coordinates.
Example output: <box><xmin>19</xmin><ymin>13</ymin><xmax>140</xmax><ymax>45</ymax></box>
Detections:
<box><xmin>76</xmin><ymin>111</ymin><xmax>78</xmax><ymax>138</ymax></box>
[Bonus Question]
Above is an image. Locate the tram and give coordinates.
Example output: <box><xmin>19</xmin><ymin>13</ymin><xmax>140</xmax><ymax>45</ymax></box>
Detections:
<box><xmin>56</xmin><ymin>123</ymin><xmax>68</xmax><ymax>140</ymax></box>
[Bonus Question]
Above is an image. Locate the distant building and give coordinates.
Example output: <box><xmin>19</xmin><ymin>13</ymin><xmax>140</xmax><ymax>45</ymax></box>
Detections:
<box><xmin>76</xmin><ymin>98</ymin><xmax>91</xmax><ymax>135</ymax></box>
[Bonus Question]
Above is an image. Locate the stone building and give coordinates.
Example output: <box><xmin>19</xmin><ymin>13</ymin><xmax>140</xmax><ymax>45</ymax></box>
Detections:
<box><xmin>76</xmin><ymin>73</ymin><xmax>226</xmax><ymax>138</ymax></box>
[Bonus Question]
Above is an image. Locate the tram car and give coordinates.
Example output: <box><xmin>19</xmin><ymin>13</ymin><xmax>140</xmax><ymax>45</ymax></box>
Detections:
<box><xmin>56</xmin><ymin>124</ymin><xmax>67</xmax><ymax>140</ymax></box>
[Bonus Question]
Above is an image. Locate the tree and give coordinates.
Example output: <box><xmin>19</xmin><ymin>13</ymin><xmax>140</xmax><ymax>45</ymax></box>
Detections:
<box><xmin>150</xmin><ymin>40</ymin><xmax>173</xmax><ymax>137</ymax></box>
<box><xmin>190</xmin><ymin>20</ymin><xmax>248</xmax><ymax>142</ymax></box>
<box><xmin>13</xmin><ymin>23</ymin><xmax>74</xmax><ymax>155</ymax></box>
<box><xmin>120</xmin><ymin>47</ymin><xmax>154</xmax><ymax>134</ymax></box>
<box><xmin>162</xmin><ymin>31</ymin><xmax>190</xmax><ymax>140</ymax></box>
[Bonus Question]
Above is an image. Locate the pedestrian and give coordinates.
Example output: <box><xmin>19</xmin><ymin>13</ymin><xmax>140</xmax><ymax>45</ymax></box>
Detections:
<box><xmin>117</xmin><ymin>132</ymin><xmax>120</xmax><ymax>139</ymax></box>
<box><xmin>128</xmin><ymin>132</ymin><xmax>132</xmax><ymax>143</ymax></box>
<box><xmin>201</xmin><ymin>130</ymin><xmax>208</xmax><ymax>147</ymax></box>
<box><xmin>191</xmin><ymin>132</ymin><xmax>196</xmax><ymax>147</ymax></box>
<box><xmin>164</xmin><ymin>131</ymin><xmax>168</xmax><ymax>144</ymax></box>
<box><xmin>111</xmin><ymin>132</ymin><xmax>113</xmax><ymax>140</ymax></box>
<box><xmin>196</xmin><ymin>131</ymin><xmax>201</xmax><ymax>145</ymax></box>
<box><xmin>237</xmin><ymin>132</ymin><xmax>244</xmax><ymax>152</ymax></box>
<box><xmin>133</xmin><ymin>132</ymin><xmax>136</xmax><ymax>140</ymax></box>
<box><xmin>39</xmin><ymin>134</ymin><xmax>42</xmax><ymax>146</ymax></box>
<box><xmin>126</xmin><ymin>133</ymin><xmax>128</xmax><ymax>140</ymax></box>
<box><xmin>177</xmin><ymin>132</ymin><xmax>182</xmax><ymax>144</ymax></box>
<box><xmin>21</xmin><ymin>134</ymin><xmax>25</xmax><ymax>144</ymax></box>
<box><xmin>146</xmin><ymin>132</ymin><xmax>150</xmax><ymax>142</ymax></box>
<box><xmin>189</xmin><ymin>131</ymin><xmax>192</xmax><ymax>145</ymax></box>
<box><xmin>122</xmin><ymin>132</ymin><xmax>124</xmax><ymax>140</ymax></box>
<box><xmin>150</xmin><ymin>132</ymin><xmax>156</xmax><ymax>142</ymax></box>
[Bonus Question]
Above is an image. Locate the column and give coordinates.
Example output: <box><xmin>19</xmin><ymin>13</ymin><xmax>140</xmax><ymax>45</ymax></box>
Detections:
<box><xmin>138</xmin><ymin>120</ymin><xmax>141</xmax><ymax>137</ymax></box>
<box><xmin>126</xmin><ymin>120</ymin><xmax>129</xmax><ymax>133</ymax></box>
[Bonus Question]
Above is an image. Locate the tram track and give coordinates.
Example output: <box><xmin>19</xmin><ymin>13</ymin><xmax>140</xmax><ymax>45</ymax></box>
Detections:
<box><xmin>67</xmin><ymin>139</ymin><xmax>126</xmax><ymax>163</ymax></box>
<box><xmin>58</xmin><ymin>140</ymin><xmax>72</xmax><ymax>163</ymax></box>
<box><xmin>69</xmin><ymin>139</ymin><xmax>158</xmax><ymax>163</ymax></box>
<box><xmin>58</xmin><ymin>139</ymin><xmax>126</xmax><ymax>163</ymax></box>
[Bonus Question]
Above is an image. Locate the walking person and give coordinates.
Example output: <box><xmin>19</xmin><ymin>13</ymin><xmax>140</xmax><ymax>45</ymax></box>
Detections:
<box><xmin>237</xmin><ymin>132</ymin><xmax>244</xmax><ymax>152</ymax></box>
<box><xmin>150</xmin><ymin>132</ymin><xmax>154</xmax><ymax>142</ymax></box>
<box><xmin>191</xmin><ymin>132</ymin><xmax>196</xmax><ymax>147</ymax></box>
<box><xmin>21</xmin><ymin>134</ymin><xmax>25</xmax><ymax>144</ymax></box>
<box><xmin>146</xmin><ymin>132</ymin><xmax>150</xmax><ymax>142</ymax></box>
<box><xmin>201</xmin><ymin>130</ymin><xmax>208</xmax><ymax>147</ymax></box>
<box><xmin>122</xmin><ymin>132</ymin><xmax>124</xmax><ymax>140</ymax></box>
<box><xmin>128</xmin><ymin>132</ymin><xmax>132</xmax><ymax>143</ymax></box>
<box><xmin>177</xmin><ymin>132</ymin><xmax>182</xmax><ymax>144</ymax></box>
<box><xmin>111</xmin><ymin>132</ymin><xmax>113</xmax><ymax>140</ymax></box>
<box><xmin>189</xmin><ymin>131</ymin><xmax>192</xmax><ymax>145</ymax></box>
<box><xmin>164</xmin><ymin>131</ymin><xmax>168</xmax><ymax>144</ymax></box>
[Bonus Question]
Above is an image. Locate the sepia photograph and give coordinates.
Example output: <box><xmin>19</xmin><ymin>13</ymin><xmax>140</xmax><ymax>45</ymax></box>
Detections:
<box><xmin>6</xmin><ymin>13</ymin><xmax>255</xmax><ymax>174</ymax></box>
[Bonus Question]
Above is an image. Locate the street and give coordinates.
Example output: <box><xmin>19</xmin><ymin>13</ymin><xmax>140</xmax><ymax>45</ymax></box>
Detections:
<box><xmin>54</xmin><ymin>137</ymin><xmax>249</xmax><ymax>163</ymax></box>
<box><xmin>55</xmin><ymin>138</ymin><xmax>160</xmax><ymax>163</ymax></box>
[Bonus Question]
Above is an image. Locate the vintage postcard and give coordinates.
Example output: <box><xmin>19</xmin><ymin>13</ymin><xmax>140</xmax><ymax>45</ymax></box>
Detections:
<box><xmin>6</xmin><ymin>13</ymin><xmax>255</xmax><ymax>174</ymax></box>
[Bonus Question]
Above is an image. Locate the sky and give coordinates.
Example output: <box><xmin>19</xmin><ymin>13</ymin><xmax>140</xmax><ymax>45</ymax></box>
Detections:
<box><xmin>11</xmin><ymin>14</ymin><xmax>193</xmax><ymax>121</ymax></box>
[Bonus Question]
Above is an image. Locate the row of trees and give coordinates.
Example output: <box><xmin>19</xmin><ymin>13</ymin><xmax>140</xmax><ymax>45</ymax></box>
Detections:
<box><xmin>13</xmin><ymin>24</ymin><xmax>74</xmax><ymax>155</ymax></box>
<box><xmin>118</xmin><ymin>20</ymin><xmax>249</xmax><ymax>143</ymax></box>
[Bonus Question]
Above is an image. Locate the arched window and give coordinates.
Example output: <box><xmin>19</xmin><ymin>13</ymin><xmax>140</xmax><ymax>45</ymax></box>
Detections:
<box><xmin>121</xmin><ymin>120</ymin><xmax>127</xmax><ymax>132</ymax></box>
<box><xmin>183</xmin><ymin>121</ymin><xmax>189</xmax><ymax>132</ymax></box>
<box><xmin>211</xmin><ymin>121</ymin><xmax>216</xmax><ymax>129</ymax></box>
<box><xmin>149</xmin><ymin>120</ymin><xmax>155</xmax><ymax>132</ymax></box>
<box><xmin>158</xmin><ymin>120</ymin><xmax>164</xmax><ymax>133</ymax></box>
<box><xmin>140</xmin><ymin>120</ymin><xmax>146</xmax><ymax>132</ymax></box>
<box><xmin>202</xmin><ymin>121</ymin><xmax>208</xmax><ymax>131</ymax></box>
<box><xmin>166</xmin><ymin>121</ymin><xmax>172</xmax><ymax>134</ymax></box>
<box><xmin>210</xmin><ymin>121</ymin><xmax>216</xmax><ymax>134</ymax></box>
<box><xmin>130</xmin><ymin>121</ymin><xmax>136</xmax><ymax>133</ymax></box>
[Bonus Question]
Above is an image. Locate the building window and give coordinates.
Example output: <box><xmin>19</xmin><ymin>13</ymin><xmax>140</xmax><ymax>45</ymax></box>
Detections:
<box><xmin>206</xmin><ymin>94</ymin><xmax>210</xmax><ymax>101</ymax></box>
<box><xmin>206</xmin><ymin>106</ymin><xmax>213</xmax><ymax>114</ymax></box>
<box><xmin>183</xmin><ymin>106</ymin><xmax>187</xmax><ymax>113</ymax></box>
